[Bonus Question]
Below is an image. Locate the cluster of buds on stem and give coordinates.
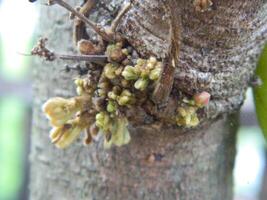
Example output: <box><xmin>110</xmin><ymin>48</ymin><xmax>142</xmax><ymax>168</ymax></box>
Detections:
<box><xmin>122</xmin><ymin>57</ymin><xmax>162</xmax><ymax>91</ymax></box>
<box><xmin>176</xmin><ymin>106</ymin><xmax>199</xmax><ymax>127</ymax></box>
<box><xmin>176</xmin><ymin>91</ymin><xmax>211</xmax><ymax>127</ymax></box>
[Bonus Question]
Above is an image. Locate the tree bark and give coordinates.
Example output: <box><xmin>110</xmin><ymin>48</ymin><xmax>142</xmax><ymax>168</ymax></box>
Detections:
<box><xmin>29</xmin><ymin>0</ymin><xmax>267</xmax><ymax>200</ymax></box>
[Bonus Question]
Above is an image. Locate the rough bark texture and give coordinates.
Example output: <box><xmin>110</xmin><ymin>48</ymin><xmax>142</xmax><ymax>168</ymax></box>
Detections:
<box><xmin>119</xmin><ymin>0</ymin><xmax>267</xmax><ymax>122</ymax></box>
<box><xmin>29</xmin><ymin>0</ymin><xmax>267</xmax><ymax>200</ymax></box>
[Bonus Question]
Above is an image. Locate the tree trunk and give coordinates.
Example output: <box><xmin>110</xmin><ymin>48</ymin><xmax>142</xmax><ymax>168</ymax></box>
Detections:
<box><xmin>29</xmin><ymin>0</ymin><xmax>267</xmax><ymax>199</ymax></box>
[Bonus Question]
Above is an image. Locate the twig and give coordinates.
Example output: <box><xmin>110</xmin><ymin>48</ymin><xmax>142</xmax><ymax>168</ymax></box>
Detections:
<box><xmin>31</xmin><ymin>38</ymin><xmax>107</xmax><ymax>64</ymax></box>
<box><xmin>47</xmin><ymin>0</ymin><xmax>114</xmax><ymax>42</ymax></box>
<box><xmin>110</xmin><ymin>2</ymin><xmax>132</xmax><ymax>32</ymax></box>
<box><xmin>73</xmin><ymin>0</ymin><xmax>96</xmax><ymax>45</ymax></box>
<box><xmin>56</xmin><ymin>54</ymin><xmax>107</xmax><ymax>63</ymax></box>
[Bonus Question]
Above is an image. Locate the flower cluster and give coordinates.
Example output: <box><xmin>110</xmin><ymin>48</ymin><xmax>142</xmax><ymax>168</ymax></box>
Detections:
<box><xmin>42</xmin><ymin>41</ymin><xmax>163</xmax><ymax>149</ymax></box>
<box><xmin>90</xmin><ymin>43</ymin><xmax>163</xmax><ymax>147</ymax></box>
<box><xmin>122</xmin><ymin>57</ymin><xmax>162</xmax><ymax>91</ymax></box>
<box><xmin>42</xmin><ymin>39</ymin><xmax>211</xmax><ymax>149</ymax></box>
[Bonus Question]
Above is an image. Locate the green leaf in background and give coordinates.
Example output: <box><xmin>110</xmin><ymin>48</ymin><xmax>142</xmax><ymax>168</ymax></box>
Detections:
<box><xmin>253</xmin><ymin>44</ymin><xmax>267</xmax><ymax>142</ymax></box>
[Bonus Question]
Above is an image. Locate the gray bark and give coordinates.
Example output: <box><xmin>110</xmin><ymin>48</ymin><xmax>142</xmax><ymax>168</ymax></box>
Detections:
<box><xmin>29</xmin><ymin>0</ymin><xmax>267</xmax><ymax>200</ymax></box>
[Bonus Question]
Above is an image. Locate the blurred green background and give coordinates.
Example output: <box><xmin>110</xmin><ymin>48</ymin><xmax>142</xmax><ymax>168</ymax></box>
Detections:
<box><xmin>0</xmin><ymin>1</ymin><xmax>266</xmax><ymax>200</ymax></box>
<box><xmin>0</xmin><ymin>1</ymin><xmax>38</xmax><ymax>199</ymax></box>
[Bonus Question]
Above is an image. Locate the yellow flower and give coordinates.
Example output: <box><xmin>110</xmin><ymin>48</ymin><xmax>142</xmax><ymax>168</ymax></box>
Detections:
<box><xmin>42</xmin><ymin>97</ymin><xmax>78</xmax><ymax>120</ymax></box>
<box><xmin>49</xmin><ymin>123</ymin><xmax>83</xmax><ymax>149</ymax></box>
<box><xmin>104</xmin><ymin>117</ymin><xmax>131</xmax><ymax>148</ymax></box>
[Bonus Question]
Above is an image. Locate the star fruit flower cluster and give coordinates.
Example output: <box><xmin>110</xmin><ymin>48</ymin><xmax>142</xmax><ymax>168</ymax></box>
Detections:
<box><xmin>37</xmin><ymin>0</ymin><xmax>211</xmax><ymax>150</ymax></box>
<box><xmin>42</xmin><ymin>41</ymin><xmax>165</xmax><ymax>149</ymax></box>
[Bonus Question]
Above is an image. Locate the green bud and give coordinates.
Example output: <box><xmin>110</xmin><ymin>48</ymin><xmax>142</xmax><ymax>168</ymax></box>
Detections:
<box><xmin>95</xmin><ymin>112</ymin><xmax>110</xmax><ymax>131</ymax></box>
<box><xmin>106</xmin><ymin>44</ymin><xmax>126</xmax><ymax>62</ymax></box>
<box><xmin>146</xmin><ymin>62</ymin><xmax>155</xmax><ymax>70</ymax></box>
<box><xmin>134</xmin><ymin>78</ymin><xmax>149</xmax><ymax>91</ymax></box>
<box><xmin>122</xmin><ymin>65</ymin><xmax>139</xmax><ymax>80</ymax></box>
<box><xmin>107</xmin><ymin>100</ymin><xmax>117</xmax><ymax>113</ymax></box>
<box><xmin>177</xmin><ymin>107</ymin><xmax>187</xmax><ymax>117</ymax></box>
<box><xmin>97</xmin><ymin>89</ymin><xmax>107</xmax><ymax>97</ymax></box>
<box><xmin>188</xmin><ymin>106</ymin><xmax>197</xmax><ymax>115</ymax></box>
<box><xmin>117</xmin><ymin>96</ymin><xmax>131</xmax><ymax>106</ymax></box>
<box><xmin>74</xmin><ymin>78</ymin><xmax>83</xmax><ymax>86</ymax></box>
<box><xmin>122</xmin><ymin>48</ymin><xmax>129</xmax><ymax>55</ymax></box>
<box><xmin>140</xmin><ymin>68</ymin><xmax>150</xmax><ymax>78</ymax></box>
<box><xmin>176</xmin><ymin>106</ymin><xmax>199</xmax><ymax>127</ymax></box>
<box><xmin>184</xmin><ymin>115</ymin><xmax>192</xmax><ymax>126</ymax></box>
<box><xmin>115</xmin><ymin>66</ymin><xmax>123</xmax><ymax>76</ymax></box>
<box><xmin>104</xmin><ymin>63</ymin><xmax>117</xmax><ymax>79</ymax></box>
<box><xmin>98</xmin><ymin>82</ymin><xmax>109</xmax><ymax>89</ymax></box>
<box><xmin>149</xmin><ymin>67</ymin><xmax>161</xmax><ymax>80</ymax></box>
<box><xmin>108</xmin><ymin>91</ymin><xmax>117</xmax><ymax>100</ymax></box>
<box><xmin>76</xmin><ymin>86</ymin><xmax>83</xmax><ymax>96</ymax></box>
<box><xmin>189</xmin><ymin>114</ymin><xmax>200</xmax><ymax>127</ymax></box>
<box><xmin>121</xmin><ymin>89</ymin><xmax>132</xmax><ymax>97</ymax></box>
<box><xmin>149</xmin><ymin>56</ymin><xmax>157</xmax><ymax>64</ymax></box>
<box><xmin>136</xmin><ymin>58</ymin><xmax>146</xmax><ymax>66</ymax></box>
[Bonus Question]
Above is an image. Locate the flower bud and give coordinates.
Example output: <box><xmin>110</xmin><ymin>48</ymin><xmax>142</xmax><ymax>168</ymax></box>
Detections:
<box><xmin>103</xmin><ymin>63</ymin><xmax>117</xmax><ymax>79</ymax></box>
<box><xmin>76</xmin><ymin>86</ymin><xmax>83</xmax><ymax>96</ymax></box>
<box><xmin>136</xmin><ymin>58</ymin><xmax>145</xmax><ymax>66</ymax></box>
<box><xmin>149</xmin><ymin>56</ymin><xmax>157</xmax><ymax>64</ymax></box>
<box><xmin>117</xmin><ymin>96</ymin><xmax>131</xmax><ymax>106</ymax></box>
<box><xmin>177</xmin><ymin>107</ymin><xmax>187</xmax><ymax>117</ymax></box>
<box><xmin>95</xmin><ymin>112</ymin><xmax>110</xmax><ymax>131</ymax></box>
<box><xmin>176</xmin><ymin>106</ymin><xmax>200</xmax><ymax>127</ymax></box>
<box><xmin>74</xmin><ymin>78</ymin><xmax>83</xmax><ymax>86</ymax></box>
<box><xmin>78</xmin><ymin>39</ymin><xmax>98</xmax><ymax>55</ymax></box>
<box><xmin>122</xmin><ymin>65</ymin><xmax>139</xmax><ymax>80</ymax></box>
<box><xmin>42</xmin><ymin>97</ymin><xmax>79</xmax><ymax>120</ymax></box>
<box><xmin>115</xmin><ymin>66</ymin><xmax>123</xmax><ymax>76</ymax></box>
<box><xmin>106</xmin><ymin>43</ymin><xmax>126</xmax><ymax>62</ymax></box>
<box><xmin>193</xmin><ymin>0</ymin><xmax>213</xmax><ymax>12</ymax></box>
<box><xmin>122</xmin><ymin>48</ymin><xmax>129</xmax><ymax>55</ymax></box>
<box><xmin>134</xmin><ymin>78</ymin><xmax>149</xmax><ymax>91</ymax></box>
<box><xmin>49</xmin><ymin>123</ymin><xmax>83</xmax><ymax>149</ymax></box>
<box><xmin>190</xmin><ymin>114</ymin><xmax>200</xmax><ymax>127</ymax></box>
<box><xmin>97</xmin><ymin>89</ymin><xmax>107</xmax><ymax>97</ymax></box>
<box><xmin>104</xmin><ymin>117</ymin><xmax>131</xmax><ymax>148</ymax></box>
<box><xmin>107</xmin><ymin>100</ymin><xmax>117</xmax><ymax>113</ymax></box>
<box><xmin>146</xmin><ymin>62</ymin><xmax>155</xmax><ymax>70</ymax></box>
<box><xmin>140</xmin><ymin>68</ymin><xmax>150</xmax><ymax>78</ymax></box>
<box><xmin>108</xmin><ymin>91</ymin><xmax>117</xmax><ymax>100</ymax></box>
<box><xmin>149</xmin><ymin>67</ymin><xmax>161</xmax><ymax>80</ymax></box>
<box><xmin>193</xmin><ymin>91</ymin><xmax>211</xmax><ymax>107</ymax></box>
<box><xmin>121</xmin><ymin>89</ymin><xmax>131</xmax><ymax>97</ymax></box>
